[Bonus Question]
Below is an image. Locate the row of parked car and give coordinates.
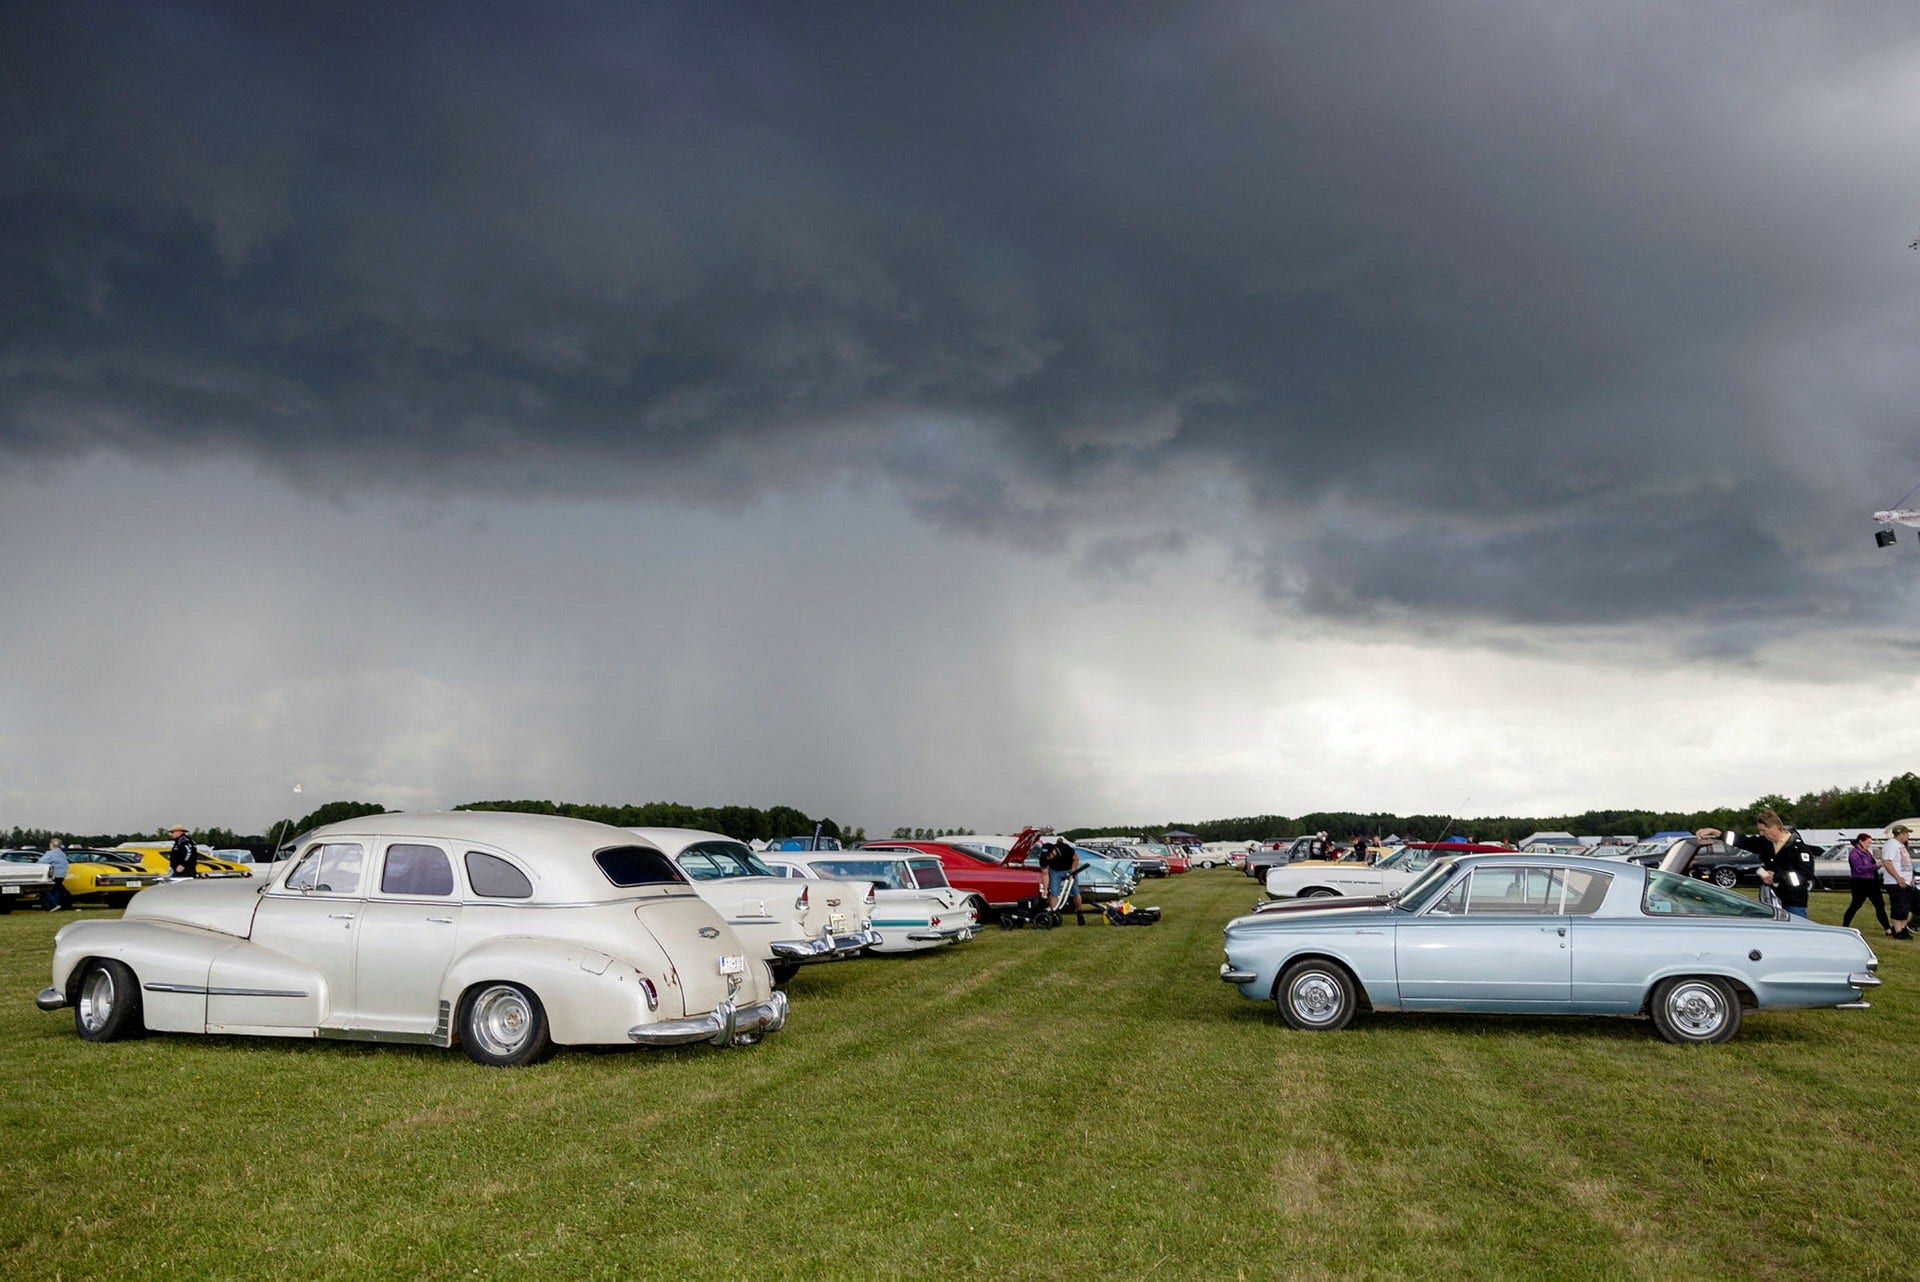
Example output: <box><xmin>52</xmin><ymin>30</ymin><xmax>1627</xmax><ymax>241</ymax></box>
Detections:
<box><xmin>22</xmin><ymin>816</ymin><xmax>1198</xmax><ymax>1067</ymax></box>
<box><xmin>0</xmin><ymin>843</ymin><xmax>264</xmax><ymax>910</ymax></box>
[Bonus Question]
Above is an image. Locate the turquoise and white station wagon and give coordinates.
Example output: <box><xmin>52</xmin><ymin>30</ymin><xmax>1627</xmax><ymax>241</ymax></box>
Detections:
<box><xmin>1221</xmin><ymin>853</ymin><xmax>1880</xmax><ymax>1044</ymax></box>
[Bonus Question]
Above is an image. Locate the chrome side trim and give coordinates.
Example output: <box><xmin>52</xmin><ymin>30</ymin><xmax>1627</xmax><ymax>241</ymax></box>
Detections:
<box><xmin>316</xmin><ymin>1026</ymin><xmax>441</xmax><ymax>1045</ymax></box>
<box><xmin>433</xmin><ymin>999</ymin><xmax>452</xmax><ymax>1046</ymax></box>
<box><xmin>143</xmin><ymin>983</ymin><xmax>310</xmax><ymax>998</ymax></box>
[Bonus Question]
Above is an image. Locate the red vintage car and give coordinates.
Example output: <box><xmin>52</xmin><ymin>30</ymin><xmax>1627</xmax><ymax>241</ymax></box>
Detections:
<box><xmin>859</xmin><ymin>839</ymin><xmax>1044</xmax><ymax>912</ymax></box>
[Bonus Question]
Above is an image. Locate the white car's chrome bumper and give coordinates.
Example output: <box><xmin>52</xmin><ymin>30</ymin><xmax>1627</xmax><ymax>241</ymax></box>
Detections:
<box><xmin>37</xmin><ymin>986</ymin><xmax>65</xmax><ymax>1011</ymax></box>
<box><xmin>906</xmin><ymin>924</ymin><xmax>975</xmax><ymax>942</ymax></box>
<box><xmin>628</xmin><ymin>990</ymin><xmax>789</xmax><ymax>1047</ymax></box>
<box><xmin>769</xmin><ymin>928</ymin><xmax>882</xmax><ymax>961</ymax></box>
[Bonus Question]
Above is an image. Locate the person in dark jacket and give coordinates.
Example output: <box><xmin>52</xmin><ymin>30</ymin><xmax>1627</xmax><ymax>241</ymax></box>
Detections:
<box><xmin>1696</xmin><ymin>810</ymin><xmax>1816</xmax><ymax>917</ymax></box>
<box><xmin>166</xmin><ymin>824</ymin><xmax>201</xmax><ymax>879</ymax></box>
<box><xmin>1841</xmin><ymin>832</ymin><xmax>1890</xmax><ymax>933</ymax></box>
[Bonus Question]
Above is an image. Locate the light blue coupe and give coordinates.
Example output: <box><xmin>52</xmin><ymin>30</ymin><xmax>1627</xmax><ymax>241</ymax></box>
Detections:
<box><xmin>1220</xmin><ymin>853</ymin><xmax>1880</xmax><ymax>1043</ymax></box>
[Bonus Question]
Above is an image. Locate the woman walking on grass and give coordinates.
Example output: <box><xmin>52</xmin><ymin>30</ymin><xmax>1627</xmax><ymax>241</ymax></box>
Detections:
<box><xmin>1841</xmin><ymin>832</ymin><xmax>1890</xmax><ymax>934</ymax></box>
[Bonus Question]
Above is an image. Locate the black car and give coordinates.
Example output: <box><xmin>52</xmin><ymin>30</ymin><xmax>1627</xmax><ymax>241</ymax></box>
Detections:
<box><xmin>1639</xmin><ymin>838</ymin><xmax>1761</xmax><ymax>889</ymax></box>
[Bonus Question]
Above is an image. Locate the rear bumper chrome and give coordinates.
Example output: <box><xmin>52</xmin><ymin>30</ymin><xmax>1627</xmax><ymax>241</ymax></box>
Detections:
<box><xmin>1219</xmin><ymin>962</ymin><xmax>1258</xmax><ymax>985</ymax></box>
<box><xmin>1849</xmin><ymin>972</ymin><xmax>1882</xmax><ymax>987</ymax></box>
<box><xmin>629</xmin><ymin>990</ymin><xmax>789</xmax><ymax>1047</ymax></box>
<box><xmin>1836</xmin><ymin>1001</ymin><xmax>1872</xmax><ymax>1010</ymax></box>
<box><xmin>907</xmin><ymin>925</ymin><xmax>975</xmax><ymax>942</ymax></box>
<box><xmin>37</xmin><ymin>986</ymin><xmax>66</xmax><ymax>1011</ymax></box>
<box><xmin>769</xmin><ymin>928</ymin><xmax>882</xmax><ymax>961</ymax></box>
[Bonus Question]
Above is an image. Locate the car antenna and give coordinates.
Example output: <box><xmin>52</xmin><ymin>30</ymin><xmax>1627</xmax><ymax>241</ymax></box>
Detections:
<box><xmin>264</xmin><ymin>783</ymin><xmax>303</xmax><ymax>860</ymax></box>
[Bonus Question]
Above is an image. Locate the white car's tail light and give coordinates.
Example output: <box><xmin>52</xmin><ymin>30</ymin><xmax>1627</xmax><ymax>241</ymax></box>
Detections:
<box><xmin>930</xmin><ymin>916</ymin><xmax>941</xmax><ymax>927</ymax></box>
<box><xmin>638</xmin><ymin>977</ymin><xmax>659</xmax><ymax>1012</ymax></box>
<box><xmin>794</xmin><ymin>884</ymin><xmax>809</xmax><ymax>912</ymax></box>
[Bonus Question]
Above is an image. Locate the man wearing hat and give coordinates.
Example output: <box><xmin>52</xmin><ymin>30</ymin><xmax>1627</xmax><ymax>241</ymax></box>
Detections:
<box><xmin>166</xmin><ymin>824</ymin><xmax>202</xmax><ymax>880</ymax></box>
<box><xmin>1880</xmin><ymin>824</ymin><xmax>1914</xmax><ymax>940</ymax></box>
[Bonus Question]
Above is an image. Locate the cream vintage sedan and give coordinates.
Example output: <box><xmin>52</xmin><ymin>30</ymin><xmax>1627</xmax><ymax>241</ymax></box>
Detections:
<box><xmin>36</xmin><ymin>812</ymin><xmax>787</xmax><ymax>1066</ymax></box>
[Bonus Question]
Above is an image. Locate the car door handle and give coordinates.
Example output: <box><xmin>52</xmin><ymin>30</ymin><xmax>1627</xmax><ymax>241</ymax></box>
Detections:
<box><xmin>328</xmin><ymin>912</ymin><xmax>356</xmax><ymax>920</ymax></box>
<box><xmin>1543</xmin><ymin>925</ymin><xmax>1566</xmax><ymax>936</ymax></box>
<box><xmin>426</xmin><ymin>916</ymin><xmax>453</xmax><ymax>924</ymax></box>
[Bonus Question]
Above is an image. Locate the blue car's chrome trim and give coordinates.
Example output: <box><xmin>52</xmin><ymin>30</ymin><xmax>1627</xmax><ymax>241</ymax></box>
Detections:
<box><xmin>1848</xmin><ymin>972</ymin><xmax>1881</xmax><ymax>987</ymax></box>
<box><xmin>1220</xmin><ymin>962</ymin><xmax>1258</xmax><ymax>985</ymax></box>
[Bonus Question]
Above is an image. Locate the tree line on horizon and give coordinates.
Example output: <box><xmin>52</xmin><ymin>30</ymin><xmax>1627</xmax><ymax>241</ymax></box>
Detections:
<box><xmin>1060</xmin><ymin>772</ymin><xmax>1920</xmax><ymax>846</ymax></box>
<box><xmin>8</xmin><ymin>773</ymin><xmax>1915</xmax><ymax>853</ymax></box>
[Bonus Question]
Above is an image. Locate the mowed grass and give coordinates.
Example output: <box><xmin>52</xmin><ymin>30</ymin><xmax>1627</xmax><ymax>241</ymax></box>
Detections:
<box><xmin>1</xmin><ymin>875</ymin><xmax>1916</xmax><ymax>1280</ymax></box>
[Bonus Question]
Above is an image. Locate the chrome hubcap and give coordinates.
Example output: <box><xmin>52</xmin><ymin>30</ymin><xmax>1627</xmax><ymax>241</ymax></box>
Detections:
<box><xmin>1668</xmin><ymin>982</ymin><xmax>1726</xmax><ymax>1037</ymax></box>
<box><xmin>79</xmin><ymin>968</ymin><xmax>115</xmax><ymax>1032</ymax></box>
<box><xmin>1289</xmin><ymin>971</ymin><xmax>1341</xmax><ymax>1023</ymax></box>
<box><xmin>468</xmin><ymin>985</ymin><xmax>533</xmax><ymax>1056</ymax></box>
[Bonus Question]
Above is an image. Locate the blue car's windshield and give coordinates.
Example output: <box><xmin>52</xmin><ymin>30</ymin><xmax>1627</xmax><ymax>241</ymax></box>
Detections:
<box><xmin>1391</xmin><ymin>859</ymin><xmax>1457</xmax><ymax>912</ymax></box>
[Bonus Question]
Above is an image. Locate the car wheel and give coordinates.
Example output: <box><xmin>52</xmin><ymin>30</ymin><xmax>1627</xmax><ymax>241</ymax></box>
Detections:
<box><xmin>1712</xmin><ymin>866</ymin><xmax>1740</xmax><ymax>889</ymax></box>
<box><xmin>459</xmin><ymin>982</ymin><xmax>553</xmax><ymax>1067</ymax></box>
<box><xmin>1650</xmin><ymin>976</ymin><xmax>1742</xmax><ymax>1045</ymax></box>
<box><xmin>74</xmin><ymin>959</ymin><xmax>145</xmax><ymax>1042</ymax></box>
<box><xmin>1302</xmin><ymin>888</ymin><xmax>1340</xmax><ymax>899</ymax></box>
<box><xmin>1274</xmin><ymin>959</ymin><xmax>1358</xmax><ymax>1032</ymax></box>
<box><xmin>769</xmin><ymin>963</ymin><xmax>801</xmax><ymax>986</ymax></box>
<box><xmin>105</xmin><ymin>893</ymin><xmax>132</xmax><ymax>910</ymax></box>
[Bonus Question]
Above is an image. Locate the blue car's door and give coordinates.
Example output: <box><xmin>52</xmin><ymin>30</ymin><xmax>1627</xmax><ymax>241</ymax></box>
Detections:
<box><xmin>1395</xmin><ymin>865</ymin><xmax>1572</xmax><ymax>1010</ymax></box>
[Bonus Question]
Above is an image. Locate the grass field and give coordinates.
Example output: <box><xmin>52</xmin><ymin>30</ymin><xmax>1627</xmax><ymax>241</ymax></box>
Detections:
<box><xmin>1</xmin><ymin>872</ymin><xmax>1915</xmax><ymax>1280</ymax></box>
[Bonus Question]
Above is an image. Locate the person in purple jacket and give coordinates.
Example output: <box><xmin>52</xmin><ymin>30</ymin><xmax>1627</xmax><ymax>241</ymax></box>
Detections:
<box><xmin>1841</xmin><ymin>832</ymin><xmax>1889</xmax><ymax>933</ymax></box>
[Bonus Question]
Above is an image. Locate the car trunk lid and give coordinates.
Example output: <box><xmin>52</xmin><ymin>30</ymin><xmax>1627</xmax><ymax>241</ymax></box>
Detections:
<box><xmin>632</xmin><ymin>895</ymin><xmax>746</xmax><ymax>1014</ymax></box>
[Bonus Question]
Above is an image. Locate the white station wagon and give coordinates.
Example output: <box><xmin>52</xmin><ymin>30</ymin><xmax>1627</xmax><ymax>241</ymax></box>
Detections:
<box><xmin>37</xmin><ymin>812</ymin><xmax>788</xmax><ymax>1065</ymax></box>
<box><xmin>761</xmin><ymin>852</ymin><xmax>979</xmax><ymax>953</ymax></box>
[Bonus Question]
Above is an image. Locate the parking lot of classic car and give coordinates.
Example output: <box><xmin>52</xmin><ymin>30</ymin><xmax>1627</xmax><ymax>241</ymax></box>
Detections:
<box><xmin>1222</xmin><ymin>853</ymin><xmax>1879</xmax><ymax>1043</ymax></box>
<box><xmin>626</xmin><ymin>827</ymin><xmax>880</xmax><ymax>983</ymax></box>
<box><xmin>3</xmin><ymin>847</ymin><xmax>163</xmax><ymax>907</ymax></box>
<box><xmin>36</xmin><ymin>812</ymin><xmax>788</xmax><ymax>1065</ymax></box>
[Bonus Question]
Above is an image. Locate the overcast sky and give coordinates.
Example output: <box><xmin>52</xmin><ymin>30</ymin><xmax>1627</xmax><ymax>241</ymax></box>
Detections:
<box><xmin>3</xmin><ymin>2</ymin><xmax>1918</xmax><ymax>835</ymax></box>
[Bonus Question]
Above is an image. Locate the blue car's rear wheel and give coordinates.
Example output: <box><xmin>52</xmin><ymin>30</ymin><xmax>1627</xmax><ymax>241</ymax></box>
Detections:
<box><xmin>1650</xmin><ymin>976</ymin><xmax>1742</xmax><ymax>1044</ymax></box>
<box><xmin>1275</xmin><ymin>959</ymin><xmax>1357</xmax><ymax>1032</ymax></box>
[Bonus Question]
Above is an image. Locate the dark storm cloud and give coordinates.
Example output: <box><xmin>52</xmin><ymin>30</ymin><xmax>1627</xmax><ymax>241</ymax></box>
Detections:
<box><xmin>3</xmin><ymin>1</ymin><xmax>1917</xmax><ymax>628</ymax></box>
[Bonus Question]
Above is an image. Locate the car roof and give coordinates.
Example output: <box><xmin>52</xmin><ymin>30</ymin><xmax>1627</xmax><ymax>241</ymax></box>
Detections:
<box><xmin>303</xmin><ymin>811</ymin><xmax>686</xmax><ymax>901</ymax></box>
<box><xmin>1443</xmin><ymin>852</ymin><xmax>1653</xmax><ymax>875</ymax></box>
<box><xmin>1401</xmin><ymin>842</ymin><xmax>1513</xmax><ymax>853</ymax></box>
<box><xmin>623</xmin><ymin>827</ymin><xmax>742</xmax><ymax>857</ymax></box>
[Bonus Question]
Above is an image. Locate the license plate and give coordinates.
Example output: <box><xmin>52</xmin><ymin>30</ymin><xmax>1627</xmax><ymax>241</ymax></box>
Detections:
<box><xmin>829</xmin><ymin>913</ymin><xmax>847</xmax><ymax>932</ymax></box>
<box><xmin>2</xmin><ymin>886</ymin><xmax>18</xmax><ymax>895</ymax></box>
<box><xmin>718</xmin><ymin>955</ymin><xmax>745</xmax><ymax>976</ymax></box>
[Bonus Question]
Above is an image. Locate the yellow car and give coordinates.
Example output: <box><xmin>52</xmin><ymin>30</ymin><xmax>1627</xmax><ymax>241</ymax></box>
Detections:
<box><xmin>3</xmin><ymin>849</ymin><xmax>164</xmax><ymax>908</ymax></box>
<box><xmin>112</xmin><ymin>843</ymin><xmax>253</xmax><ymax>879</ymax></box>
